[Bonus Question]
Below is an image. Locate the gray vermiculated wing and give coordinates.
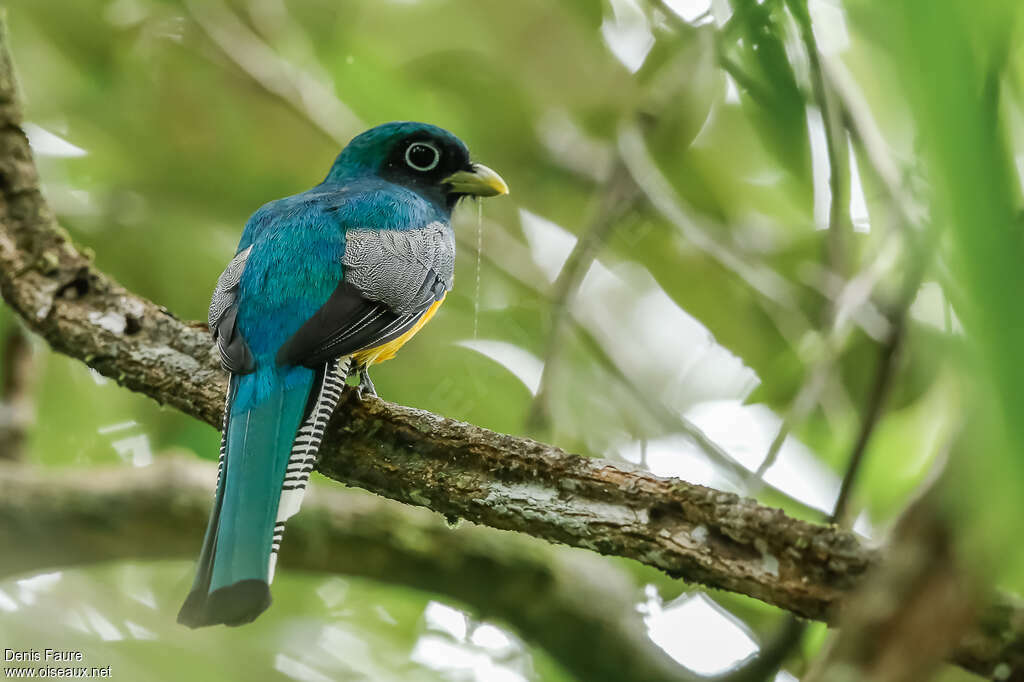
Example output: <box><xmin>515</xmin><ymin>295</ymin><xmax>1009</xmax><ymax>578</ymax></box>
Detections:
<box><xmin>275</xmin><ymin>222</ymin><xmax>453</xmax><ymax>368</ymax></box>
<box><xmin>341</xmin><ymin>223</ymin><xmax>453</xmax><ymax>314</ymax></box>
<box><xmin>209</xmin><ymin>245</ymin><xmax>250</xmax><ymax>330</ymax></box>
<box><xmin>209</xmin><ymin>245</ymin><xmax>256</xmax><ymax>374</ymax></box>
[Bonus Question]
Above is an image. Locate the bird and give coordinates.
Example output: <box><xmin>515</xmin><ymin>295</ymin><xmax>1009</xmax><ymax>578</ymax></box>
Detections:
<box><xmin>177</xmin><ymin>121</ymin><xmax>508</xmax><ymax>628</ymax></box>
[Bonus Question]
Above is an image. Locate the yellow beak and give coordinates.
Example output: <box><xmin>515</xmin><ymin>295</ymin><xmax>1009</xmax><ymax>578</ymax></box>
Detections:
<box><xmin>443</xmin><ymin>163</ymin><xmax>509</xmax><ymax>197</ymax></box>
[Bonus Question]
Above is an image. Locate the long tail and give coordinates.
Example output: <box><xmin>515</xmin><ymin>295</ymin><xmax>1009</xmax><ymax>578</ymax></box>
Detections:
<box><xmin>177</xmin><ymin>357</ymin><xmax>345</xmax><ymax>628</ymax></box>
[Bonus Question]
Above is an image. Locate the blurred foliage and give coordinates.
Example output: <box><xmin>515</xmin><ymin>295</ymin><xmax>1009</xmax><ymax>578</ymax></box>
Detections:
<box><xmin>1</xmin><ymin>0</ymin><xmax>1022</xmax><ymax>680</ymax></box>
<box><xmin>2</xmin><ymin>563</ymin><xmax>568</xmax><ymax>681</ymax></box>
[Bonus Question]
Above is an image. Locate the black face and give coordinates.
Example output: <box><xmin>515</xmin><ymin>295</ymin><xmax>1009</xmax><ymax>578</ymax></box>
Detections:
<box><xmin>378</xmin><ymin>133</ymin><xmax>473</xmax><ymax>212</ymax></box>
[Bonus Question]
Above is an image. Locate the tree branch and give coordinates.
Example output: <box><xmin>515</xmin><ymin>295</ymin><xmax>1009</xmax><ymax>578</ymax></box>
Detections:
<box><xmin>0</xmin><ymin>457</ymin><xmax>695</xmax><ymax>682</ymax></box>
<box><xmin>0</xmin><ymin>22</ymin><xmax>1019</xmax><ymax>679</ymax></box>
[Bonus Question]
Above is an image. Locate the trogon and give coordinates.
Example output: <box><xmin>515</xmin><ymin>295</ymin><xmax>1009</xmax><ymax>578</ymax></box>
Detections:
<box><xmin>178</xmin><ymin>121</ymin><xmax>508</xmax><ymax>627</ymax></box>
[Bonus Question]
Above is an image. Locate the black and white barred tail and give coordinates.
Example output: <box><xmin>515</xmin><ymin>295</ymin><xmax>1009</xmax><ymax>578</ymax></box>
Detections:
<box><xmin>267</xmin><ymin>356</ymin><xmax>348</xmax><ymax>581</ymax></box>
<box><xmin>178</xmin><ymin>356</ymin><xmax>348</xmax><ymax>628</ymax></box>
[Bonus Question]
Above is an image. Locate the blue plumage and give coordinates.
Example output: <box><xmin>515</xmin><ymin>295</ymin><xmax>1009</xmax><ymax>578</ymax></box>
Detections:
<box><xmin>178</xmin><ymin>122</ymin><xmax>507</xmax><ymax>627</ymax></box>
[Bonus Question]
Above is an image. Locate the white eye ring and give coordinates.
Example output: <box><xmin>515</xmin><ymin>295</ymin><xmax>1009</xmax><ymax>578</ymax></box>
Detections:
<box><xmin>405</xmin><ymin>142</ymin><xmax>440</xmax><ymax>172</ymax></box>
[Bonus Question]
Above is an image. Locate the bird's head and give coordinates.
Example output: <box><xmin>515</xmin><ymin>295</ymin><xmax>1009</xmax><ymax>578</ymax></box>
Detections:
<box><xmin>324</xmin><ymin>121</ymin><xmax>508</xmax><ymax>213</ymax></box>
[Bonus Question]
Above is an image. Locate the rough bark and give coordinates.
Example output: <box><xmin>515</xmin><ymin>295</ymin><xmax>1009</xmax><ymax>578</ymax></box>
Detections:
<box><xmin>0</xmin><ymin>20</ymin><xmax>1020</xmax><ymax>680</ymax></box>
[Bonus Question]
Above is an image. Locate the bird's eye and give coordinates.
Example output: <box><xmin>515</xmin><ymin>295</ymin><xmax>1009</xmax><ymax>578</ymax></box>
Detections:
<box><xmin>405</xmin><ymin>142</ymin><xmax>440</xmax><ymax>172</ymax></box>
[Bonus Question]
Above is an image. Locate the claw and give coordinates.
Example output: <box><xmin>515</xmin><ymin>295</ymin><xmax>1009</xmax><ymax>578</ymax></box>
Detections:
<box><xmin>356</xmin><ymin>366</ymin><xmax>378</xmax><ymax>399</ymax></box>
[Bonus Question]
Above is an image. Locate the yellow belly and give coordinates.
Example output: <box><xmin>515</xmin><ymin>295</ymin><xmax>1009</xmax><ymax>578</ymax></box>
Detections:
<box><xmin>351</xmin><ymin>295</ymin><xmax>446</xmax><ymax>367</ymax></box>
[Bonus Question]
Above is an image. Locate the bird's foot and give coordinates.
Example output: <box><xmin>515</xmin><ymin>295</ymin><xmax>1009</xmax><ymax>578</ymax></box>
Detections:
<box><xmin>354</xmin><ymin>367</ymin><xmax>378</xmax><ymax>399</ymax></box>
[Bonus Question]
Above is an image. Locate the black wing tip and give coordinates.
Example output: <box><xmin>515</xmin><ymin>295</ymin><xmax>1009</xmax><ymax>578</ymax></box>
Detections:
<box><xmin>215</xmin><ymin>306</ymin><xmax>257</xmax><ymax>375</ymax></box>
<box><xmin>177</xmin><ymin>580</ymin><xmax>272</xmax><ymax>629</ymax></box>
<box><xmin>275</xmin><ymin>280</ymin><xmax>424</xmax><ymax>368</ymax></box>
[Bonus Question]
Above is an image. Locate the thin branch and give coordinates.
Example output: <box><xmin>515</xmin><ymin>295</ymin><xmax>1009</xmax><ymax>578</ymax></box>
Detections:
<box><xmin>185</xmin><ymin>0</ymin><xmax>362</xmax><ymax>146</ymax></box>
<box><xmin>750</xmin><ymin>360</ymin><xmax>828</xmax><ymax>484</ymax></box>
<box><xmin>784</xmin><ymin>0</ymin><xmax>851</xmax><ymax>281</ymax></box>
<box><xmin>0</xmin><ymin>324</ymin><xmax>33</xmax><ymax>460</ymax></box>
<box><xmin>716</xmin><ymin>616</ymin><xmax>807</xmax><ymax>682</ymax></box>
<box><xmin>816</xmin><ymin>51</ymin><xmax>919</xmax><ymax>230</ymax></box>
<box><xmin>830</xmin><ymin>310</ymin><xmax>905</xmax><ymax>525</ymax></box>
<box><xmin>526</xmin><ymin>160</ymin><xmax>640</xmax><ymax>431</ymax></box>
<box><xmin>830</xmin><ymin>235</ymin><xmax>930</xmax><ymax>526</ymax></box>
<box><xmin>747</xmin><ymin>233</ymin><xmax>901</xmax><ymax>488</ymax></box>
<box><xmin>616</xmin><ymin>120</ymin><xmax>813</xmax><ymax>348</ymax></box>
